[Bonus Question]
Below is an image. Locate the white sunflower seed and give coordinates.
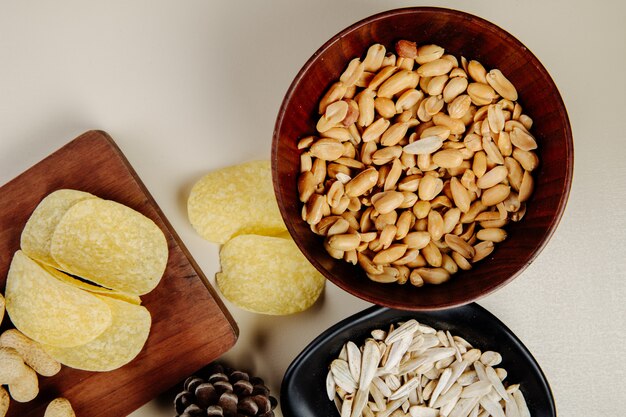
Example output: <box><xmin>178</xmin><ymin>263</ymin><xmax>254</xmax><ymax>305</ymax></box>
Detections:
<box><xmin>386</xmin><ymin>319</ymin><xmax>420</xmax><ymax>344</ymax></box>
<box><xmin>512</xmin><ymin>390</ymin><xmax>531</xmax><ymax>417</ymax></box>
<box><xmin>409</xmin><ymin>405</ymin><xmax>439</xmax><ymax>417</ymax></box>
<box><xmin>327</xmin><ymin>369</ymin><xmax>337</xmax><ymax>400</ymax></box>
<box><xmin>331</xmin><ymin>359</ymin><xmax>357</xmax><ymax>393</ymax></box>
<box><xmin>479</xmin><ymin>396</ymin><xmax>506</xmax><ymax>417</ymax></box>
<box><xmin>429</xmin><ymin>367</ymin><xmax>452</xmax><ymax>407</ymax></box>
<box><xmin>461</xmin><ymin>380</ymin><xmax>492</xmax><ymax>398</ymax></box>
<box><xmin>485</xmin><ymin>366</ymin><xmax>508</xmax><ymax>400</ymax></box>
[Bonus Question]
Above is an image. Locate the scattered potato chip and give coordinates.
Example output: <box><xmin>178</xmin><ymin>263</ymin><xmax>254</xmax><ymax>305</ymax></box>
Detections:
<box><xmin>0</xmin><ymin>293</ymin><xmax>4</xmax><ymax>325</ymax></box>
<box><xmin>8</xmin><ymin>364</ymin><xmax>38</xmax><ymax>403</ymax></box>
<box><xmin>43</xmin><ymin>264</ymin><xmax>141</xmax><ymax>306</ymax></box>
<box><xmin>5</xmin><ymin>251</ymin><xmax>112</xmax><ymax>348</ymax></box>
<box><xmin>0</xmin><ymin>386</ymin><xmax>8</xmax><ymax>417</ymax></box>
<box><xmin>20</xmin><ymin>189</ymin><xmax>95</xmax><ymax>269</ymax></box>
<box><xmin>188</xmin><ymin>160</ymin><xmax>287</xmax><ymax>244</ymax></box>
<box><xmin>50</xmin><ymin>198</ymin><xmax>168</xmax><ymax>295</ymax></box>
<box><xmin>0</xmin><ymin>346</ymin><xmax>28</xmax><ymax>385</ymax></box>
<box><xmin>43</xmin><ymin>296</ymin><xmax>151</xmax><ymax>372</ymax></box>
<box><xmin>45</xmin><ymin>398</ymin><xmax>75</xmax><ymax>417</ymax></box>
<box><xmin>0</xmin><ymin>329</ymin><xmax>61</xmax><ymax>377</ymax></box>
<box><xmin>216</xmin><ymin>235</ymin><xmax>325</xmax><ymax>315</ymax></box>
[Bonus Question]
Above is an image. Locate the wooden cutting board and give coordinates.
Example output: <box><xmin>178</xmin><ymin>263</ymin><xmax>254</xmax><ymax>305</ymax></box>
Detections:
<box><xmin>0</xmin><ymin>131</ymin><xmax>238</xmax><ymax>416</ymax></box>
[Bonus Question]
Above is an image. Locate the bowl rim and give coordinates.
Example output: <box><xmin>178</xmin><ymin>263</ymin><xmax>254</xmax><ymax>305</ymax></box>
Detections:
<box><xmin>280</xmin><ymin>303</ymin><xmax>557</xmax><ymax>417</ymax></box>
<box><xmin>272</xmin><ymin>6</ymin><xmax>574</xmax><ymax>311</ymax></box>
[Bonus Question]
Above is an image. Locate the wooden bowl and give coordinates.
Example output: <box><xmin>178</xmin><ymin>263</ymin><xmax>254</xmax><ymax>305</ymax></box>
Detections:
<box><xmin>271</xmin><ymin>7</ymin><xmax>573</xmax><ymax>310</ymax></box>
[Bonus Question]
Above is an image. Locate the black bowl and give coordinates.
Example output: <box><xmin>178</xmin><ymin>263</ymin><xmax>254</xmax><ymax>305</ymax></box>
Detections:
<box><xmin>281</xmin><ymin>303</ymin><xmax>556</xmax><ymax>416</ymax></box>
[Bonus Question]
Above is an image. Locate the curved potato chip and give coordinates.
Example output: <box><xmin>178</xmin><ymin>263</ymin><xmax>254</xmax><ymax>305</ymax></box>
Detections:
<box><xmin>45</xmin><ymin>398</ymin><xmax>75</xmax><ymax>417</ymax></box>
<box><xmin>50</xmin><ymin>199</ymin><xmax>168</xmax><ymax>295</ymax></box>
<box><xmin>217</xmin><ymin>235</ymin><xmax>325</xmax><ymax>315</ymax></box>
<box><xmin>43</xmin><ymin>296</ymin><xmax>151</xmax><ymax>372</ymax></box>
<box><xmin>5</xmin><ymin>251</ymin><xmax>112</xmax><ymax>348</ymax></box>
<box><xmin>43</xmin><ymin>265</ymin><xmax>141</xmax><ymax>306</ymax></box>
<box><xmin>188</xmin><ymin>161</ymin><xmax>286</xmax><ymax>244</ymax></box>
<box><xmin>21</xmin><ymin>189</ymin><xmax>96</xmax><ymax>269</ymax></box>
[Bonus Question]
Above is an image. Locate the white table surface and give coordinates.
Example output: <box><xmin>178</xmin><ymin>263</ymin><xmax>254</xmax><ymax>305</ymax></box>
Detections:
<box><xmin>1</xmin><ymin>1</ymin><xmax>624</xmax><ymax>416</ymax></box>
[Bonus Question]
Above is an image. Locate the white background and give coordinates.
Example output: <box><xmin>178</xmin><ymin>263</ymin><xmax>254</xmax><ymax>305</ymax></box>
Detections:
<box><xmin>1</xmin><ymin>1</ymin><xmax>625</xmax><ymax>416</ymax></box>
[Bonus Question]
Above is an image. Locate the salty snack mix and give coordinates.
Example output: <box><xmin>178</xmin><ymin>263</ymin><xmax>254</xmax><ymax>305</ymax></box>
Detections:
<box><xmin>297</xmin><ymin>42</ymin><xmax>538</xmax><ymax>287</ymax></box>
<box><xmin>188</xmin><ymin>161</ymin><xmax>325</xmax><ymax>315</ymax></box>
<box><xmin>327</xmin><ymin>319</ymin><xmax>531</xmax><ymax>417</ymax></box>
<box><xmin>174</xmin><ymin>364</ymin><xmax>277</xmax><ymax>417</ymax></box>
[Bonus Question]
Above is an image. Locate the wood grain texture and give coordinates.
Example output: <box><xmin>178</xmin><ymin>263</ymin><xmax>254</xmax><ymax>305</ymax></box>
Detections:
<box><xmin>0</xmin><ymin>131</ymin><xmax>238</xmax><ymax>417</ymax></box>
<box><xmin>272</xmin><ymin>7</ymin><xmax>573</xmax><ymax>311</ymax></box>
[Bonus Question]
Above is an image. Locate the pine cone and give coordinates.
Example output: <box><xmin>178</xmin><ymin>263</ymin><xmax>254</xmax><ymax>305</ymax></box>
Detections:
<box><xmin>174</xmin><ymin>364</ymin><xmax>278</xmax><ymax>417</ymax></box>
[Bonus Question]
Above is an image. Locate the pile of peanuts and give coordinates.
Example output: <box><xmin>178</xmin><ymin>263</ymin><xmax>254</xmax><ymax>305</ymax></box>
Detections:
<box><xmin>297</xmin><ymin>41</ymin><xmax>538</xmax><ymax>286</ymax></box>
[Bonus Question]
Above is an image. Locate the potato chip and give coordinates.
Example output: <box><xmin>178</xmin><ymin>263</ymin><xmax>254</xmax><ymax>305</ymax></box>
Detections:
<box><xmin>20</xmin><ymin>189</ymin><xmax>96</xmax><ymax>269</ymax></box>
<box><xmin>50</xmin><ymin>198</ymin><xmax>168</xmax><ymax>295</ymax></box>
<box><xmin>5</xmin><ymin>251</ymin><xmax>112</xmax><ymax>348</ymax></box>
<box><xmin>216</xmin><ymin>235</ymin><xmax>325</xmax><ymax>315</ymax></box>
<box><xmin>43</xmin><ymin>296</ymin><xmax>151</xmax><ymax>372</ymax></box>
<box><xmin>188</xmin><ymin>160</ymin><xmax>286</xmax><ymax>244</ymax></box>
<box><xmin>42</xmin><ymin>265</ymin><xmax>141</xmax><ymax>306</ymax></box>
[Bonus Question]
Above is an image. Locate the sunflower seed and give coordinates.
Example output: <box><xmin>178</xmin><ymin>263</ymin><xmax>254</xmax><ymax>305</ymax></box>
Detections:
<box><xmin>360</xmin><ymin>339</ymin><xmax>381</xmax><ymax>389</ymax></box>
<box><xmin>505</xmin><ymin>394</ymin><xmax>521</xmax><ymax>417</ymax></box>
<box><xmin>479</xmin><ymin>397</ymin><xmax>506</xmax><ymax>417</ymax></box>
<box><xmin>461</xmin><ymin>380</ymin><xmax>492</xmax><ymax>398</ymax></box>
<box><xmin>410</xmin><ymin>405</ymin><xmax>439</xmax><ymax>417</ymax></box>
<box><xmin>340</xmin><ymin>393</ymin><xmax>354</xmax><ymax>417</ymax></box>
<box><xmin>512</xmin><ymin>390</ymin><xmax>530</xmax><ymax>417</ymax></box>
<box><xmin>485</xmin><ymin>366</ymin><xmax>508</xmax><ymax>400</ymax></box>
<box><xmin>390</xmin><ymin>376</ymin><xmax>421</xmax><ymax>400</ymax></box>
<box><xmin>429</xmin><ymin>367</ymin><xmax>452</xmax><ymax>407</ymax></box>
<box><xmin>449</xmin><ymin>397</ymin><xmax>480</xmax><ymax>417</ymax></box>
<box><xmin>331</xmin><ymin>359</ymin><xmax>357</xmax><ymax>393</ymax></box>
<box><xmin>480</xmin><ymin>351</ymin><xmax>502</xmax><ymax>367</ymax></box>
<box><xmin>385</xmin><ymin>320</ymin><xmax>420</xmax><ymax>344</ymax></box>
<box><xmin>327</xmin><ymin>369</ymin><xmax>337</xmax><ymax>400</ymax></box>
